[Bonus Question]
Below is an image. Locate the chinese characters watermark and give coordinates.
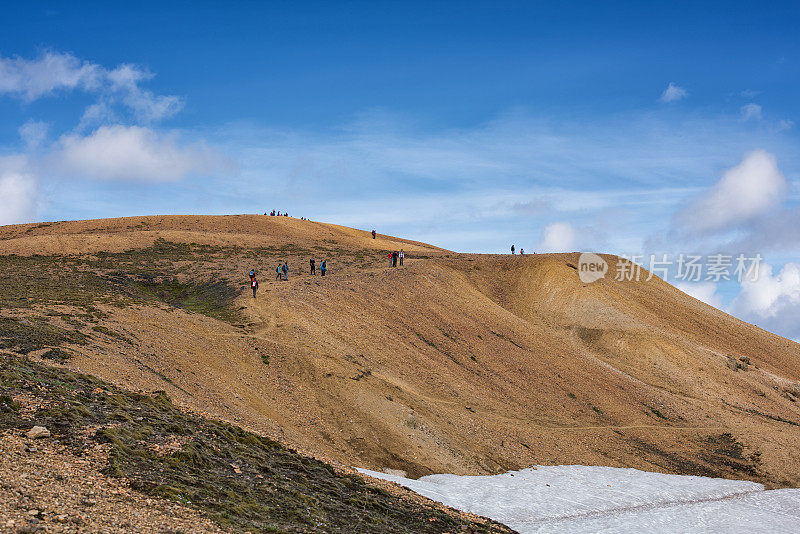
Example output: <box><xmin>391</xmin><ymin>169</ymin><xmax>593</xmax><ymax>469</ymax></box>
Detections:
<box><xmin>578</xmin><ymin>253</ymin><xmax>763</xmax><ymax>284</ymax></box>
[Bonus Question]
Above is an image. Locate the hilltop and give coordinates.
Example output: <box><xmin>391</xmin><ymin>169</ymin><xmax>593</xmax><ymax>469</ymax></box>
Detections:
<box><xmin>1</xmin><ymin>214</ymin><xmax>799</xmax><ymax>500</ymax></box>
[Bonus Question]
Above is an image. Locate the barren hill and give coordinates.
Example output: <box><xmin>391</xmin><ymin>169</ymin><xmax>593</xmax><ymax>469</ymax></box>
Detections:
<box><xmin>2</xmin><ymin>214</ymin><xmax>799</xmax><ymax>489</ymax></box>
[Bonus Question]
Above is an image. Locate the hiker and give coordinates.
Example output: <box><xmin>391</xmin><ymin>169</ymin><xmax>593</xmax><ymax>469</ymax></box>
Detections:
<box><xmin>391</xmin><ymin>251</ymin><xmax>398</xmax><ymax>267</ymax></box>
<box><xmin>310</xmin><ymin>257</ymin><xmax>316</xmax><ymax>275</ymax></box>
<box><xmin>275</xmin><ymin>265</ymin><xmax>282</xmax><ymax>280</ymax></box>
<box><xmin>281</xmin><ymin>261</ymin><xmax>289</xmax><ymax>280</ymax></box>
<box><xmin>277</xmin><ymin>211</ymin><xmax>281</xmax><ymax>216</ymax></box>
<box><xmin>511</xmin><ymin>245</ymin><xmax>515</xmax><ymax>255</ymax></box>
<box><xmin>249</xmin><ymin>270</ymin><xmax>258</xmax><ymax>298</ymax></box>
<box><xmin>320</xmin><ymin>259</ymin><xmax>327</xmax><ymax>276</ymax></box>
<box><xmin>371</xmin><ymin>229</ymin><xmax>376</xmax><ymax>239</ymax></box>
<box><xmin>399</xmin><ymin>249</ymin><xmax>404</xmax><ymax>266</ymax></box>
<box><xmin>520</xmin><ymin>248</ymin><xmax>524</xmax><ymax>255</ymax></box>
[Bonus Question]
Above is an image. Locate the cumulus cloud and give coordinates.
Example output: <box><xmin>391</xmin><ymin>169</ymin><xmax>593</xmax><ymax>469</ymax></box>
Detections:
<box><xmin>674</xmin><ymin>281</ymin><xmax>724</xmax><ymax>309</ymax></box>
<box><xmin>677</xmin><ymin>149</ymin><xmax>786</xmax><ymax>234</ymax></box>
<box><xmin>741</xmin><ymin>103</ymin><xmax>762</xmax><ymax>121</ymax></box>
<box><xmin>0</xmin><ymin>156</ymin><xmax>37</xmax><ymax>225</ymax></box>
<box><xmin>0</xmin><ymin>51</ymin><xmax>182</xmax><ymax>124</ymax></box>
<box><xmin>539</xmin><ymin>222</ymin><xmax>577</xmax><ymax>252</ymax></box>
<box><xmin>660</xmin><ymin>83</ymin><xmax>687</xmax><ymax>103</ymax></box>
<box><xmin>58</xmin><ymin>125</ymin><xmax>222</xmax><ymax>182</ymax></box>
<box><xmin>732</xmin><ymin>262</ymin><xmax>800</xmax><ymax>339</ymax></box>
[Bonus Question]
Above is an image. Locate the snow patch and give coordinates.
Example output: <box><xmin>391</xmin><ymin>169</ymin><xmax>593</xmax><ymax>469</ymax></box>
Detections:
<box><xmin>358</xmin><ymin>465</ymin><xmax>800</xmax><ymax>533</ymax></box>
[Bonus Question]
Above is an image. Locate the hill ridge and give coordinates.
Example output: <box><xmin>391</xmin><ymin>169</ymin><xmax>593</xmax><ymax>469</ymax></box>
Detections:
<box><xmin>1</xmin><ymin>215</ymin><xmax>798</xmax><ymax>490</ymax></box>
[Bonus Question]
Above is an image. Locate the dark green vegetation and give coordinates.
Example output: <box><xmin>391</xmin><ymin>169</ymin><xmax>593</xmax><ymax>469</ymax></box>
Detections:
<box><xmin>0</xmin><ymin>355</ymin><xmax>508</xmax><ymax>533</ymax></box>
<box><xmin>0</xmin><ymin>240</ymin><xmax>242</xmax><ymax>320</ymax></box>
<box><xmin>0</xmin><ymin>316</ymin><xmax>88</xmax><ymax>355</ymax></box>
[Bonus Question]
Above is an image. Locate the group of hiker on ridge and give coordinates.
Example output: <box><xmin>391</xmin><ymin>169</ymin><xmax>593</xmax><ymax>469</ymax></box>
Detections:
<box><xmin>510</xmin><ymin>245</ymin><xmax>529</xmax><ymax>255</ymax></box>
<box><xmin>309</xmin><ymin>257</ymin><xmax>327</xmax><ymax>277</ymax></box>
<box><xmin>248</xmin><ymin>228</ymin><xmax>407</xmax><ymax>298</ymax></box>
<box><xmin>248</xmin><ymin>257</ymin><xmax>328</xmax><ymax>298</ymax></box>
<box><xmin>389</xmin><ymin>249</ymin><xmax>404</xmax><ymax>267</ymax></box>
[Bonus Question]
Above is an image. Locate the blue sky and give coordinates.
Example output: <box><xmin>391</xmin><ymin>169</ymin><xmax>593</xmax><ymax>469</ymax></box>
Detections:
<box><xmin>1</xmin><ymin>1</ymin><xmax>799</xmax><ymax>339</ymax></box>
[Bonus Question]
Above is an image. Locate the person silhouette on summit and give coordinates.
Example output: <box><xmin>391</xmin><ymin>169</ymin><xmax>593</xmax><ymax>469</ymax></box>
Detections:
<box><xmin>511</xmin><ymin>245</ymin><xmax>515</xmax><ymax>255</ymax></box>
<box><xmin>371</xmin><ymin>229</ymin><xmax>377</xmax><ymax>239</ymax></box>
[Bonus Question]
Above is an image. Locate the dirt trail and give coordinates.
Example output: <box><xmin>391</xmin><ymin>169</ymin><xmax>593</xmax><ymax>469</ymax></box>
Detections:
<box><xmin>3</xmin><ymin>214</ymin><xmax>799</xmax><ymax>487</ymax></box>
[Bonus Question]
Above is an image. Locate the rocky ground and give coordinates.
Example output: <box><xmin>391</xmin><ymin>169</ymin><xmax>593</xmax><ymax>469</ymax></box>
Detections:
<box><xmin>0</xmin><ymin>431</ymin><xmax>224</xmax><ymax>533</ymax></box>
<box><xmin>0</xmin><ymin>355</ymin><xmax>511</xmax><ymax>533</ymax></box>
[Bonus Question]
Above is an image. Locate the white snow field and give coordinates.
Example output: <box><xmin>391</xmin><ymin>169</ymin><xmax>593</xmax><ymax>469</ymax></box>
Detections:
<box><xmin>358</xmin><ymin>465</ymin><xmax>800</xmax><ymax>533</ymax></box>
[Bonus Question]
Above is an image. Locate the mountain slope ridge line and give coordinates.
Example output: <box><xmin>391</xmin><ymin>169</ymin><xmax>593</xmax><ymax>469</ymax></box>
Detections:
<box><xmin>1</xmin><ymin>214</ymin><xmax>798</xmax><ymax>488</ymax></box>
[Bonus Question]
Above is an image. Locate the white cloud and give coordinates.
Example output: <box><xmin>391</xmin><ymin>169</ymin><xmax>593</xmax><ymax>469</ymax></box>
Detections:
<box><xmin>107</xmin><ymin>63</ymin><xmax>151</xmax><ymax>88</ymax></box>
<box><xmin>0</xmin><ymin>51</ymin><xmax>182</xmax><ymax>124</ymax></box>
<box><xmin>677</xmin><ymin>149</ymin><xmax>786</xmax><ymax>234</ymax></box>
<box><xmin>77</xmin><ymin>101</ymin><xmax>118</xmax><ymax>130</ymax></box>
<box><xmin>539</xmin><ymin>222</ymin><xmax>577</xmax><ymax>252</ymax></box>
<box><xmin>0</xmin><ymin>51</ymin><xmax>101</xmax><ymax>100</ymax></box>
<box><xmin>18</xmin><ymin>120</ymin><xmax>50</xmax><ymax>149</ymax></box>
<box><xmin>0</xmin><ymin>156</ymin><xmax>37</xmax><ymax>225</ymax></box>
<box><xmin>732</xmin><ymin>262</ymin><xmax>800</xmax><ymax>339</ymax></box>
<box><xmin>58</xmin><ymin>125</ymin><xmax>222</xmax><ymax>182</ymax></box>
<box><xmin>776</xmin><ymin>119</ymin><xmax>794</xmax><ymax>131</ymax></box>
<box><xmin>208</xmin><ymin>109</ymin><xmax>800</xmax><ymax>255</ymax></box>
<box><xmin>741</xmin><ymin>103</ymin><xmax>762</xmax><ymax>121</ymax></box>
<box><xmin>122</xmin><ymin>89</ymin><xmax>183</xmax><ymax>123</ymax></box>
<box><xmin>105</xmin><ymin>63</ymin><xmax>184</xmax><ymax>122</ymax></box>
<box><xmin>660</xmin><ymin>83</ymin><xmax>687</xmax><ymax>103</ymax></box>
<box><xmin>674</xmin><ymin>281</ymin><xmax>724</xmax><ymax>309</ymax></box>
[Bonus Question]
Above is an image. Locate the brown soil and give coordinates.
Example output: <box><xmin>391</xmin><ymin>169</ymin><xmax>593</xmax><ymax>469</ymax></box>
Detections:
<box><xmin>2</xmin><ymin>214</ymin><xmax>799</xmax><ymax>489</ymax></box>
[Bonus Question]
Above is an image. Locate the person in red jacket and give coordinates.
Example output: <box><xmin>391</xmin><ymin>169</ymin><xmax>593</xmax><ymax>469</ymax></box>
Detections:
<box><xmin>249</xmin><ymin>270</ymin><xmax>258</xmax><ymax>298</ymax></box>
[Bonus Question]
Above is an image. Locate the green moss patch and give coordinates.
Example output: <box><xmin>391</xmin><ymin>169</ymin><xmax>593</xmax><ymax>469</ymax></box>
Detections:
<box><xmin>0</xmin><ymin>316</ymin><xmax>87</xmax><ymax>355</ymax></box>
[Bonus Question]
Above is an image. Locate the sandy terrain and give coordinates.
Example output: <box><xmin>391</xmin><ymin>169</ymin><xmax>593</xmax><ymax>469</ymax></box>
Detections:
<box><xmin>2</xmin><ymin>214</ymin><xmax>799</xmax><ymax>488</ymax></box>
